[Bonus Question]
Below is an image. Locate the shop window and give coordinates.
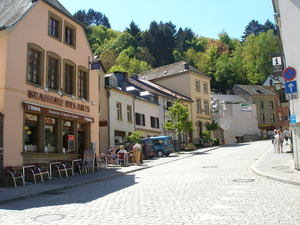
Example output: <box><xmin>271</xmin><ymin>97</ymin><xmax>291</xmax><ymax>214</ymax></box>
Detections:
<box><xmin>24</xmin><ymin>113</ymin><xmax>39</xmax><ymax>152</ymax></box>
<box><xmin>45</xmin><ymin>117</ymin><xmax>56</xmax><ymax>153</ymax></box>
<box><xmin>62</xmin><ymin>120</ymin><xmax>72</xmax><ymax>151</ymax></box>
<box><xmin>79</xmin><ymin>69</ymin><xmax>88</xmax><ymax>99</ymax></box>
<box><xmin>64</xmin><ymin>21</ymin><xmax>76</xmax><ymax>48</ymax></box>
<box><xmin>48</xmin><ymin>11</ymin><xmax>62</xmax><ymax>41</ymax></box>
<box><xmin>115</xmin><ymin>130</ymin><xmax>125</xmax><ymax>145</ymax></box>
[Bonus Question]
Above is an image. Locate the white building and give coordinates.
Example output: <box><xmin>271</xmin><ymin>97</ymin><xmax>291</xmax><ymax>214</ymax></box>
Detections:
<box><xmin>211</xmin><ymin>94</ymin><xmax>259</xmax><ymax>145</ymax></box>
<box><xmin>272</xmin><ymin>0</ymin><xmax>300</xmax><ymax>169</ymax></box>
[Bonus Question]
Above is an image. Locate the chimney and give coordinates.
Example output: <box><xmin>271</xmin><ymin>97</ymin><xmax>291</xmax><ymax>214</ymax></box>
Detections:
<box><xmin>183</xmin><ymin>62</ymin><xmax>190</xmax><ymax>70</ymax></box>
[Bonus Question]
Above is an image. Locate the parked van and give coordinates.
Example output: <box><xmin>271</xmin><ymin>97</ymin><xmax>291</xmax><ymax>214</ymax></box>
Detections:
<box><xmin>124</xmin><ymin>138</ymin><xmax>155</xmax><ymax>160</ymax></box>
<box><xmin>150</xmin><ymin>136</ymin><xmax>174</xmax><ymax>157</ymax></box>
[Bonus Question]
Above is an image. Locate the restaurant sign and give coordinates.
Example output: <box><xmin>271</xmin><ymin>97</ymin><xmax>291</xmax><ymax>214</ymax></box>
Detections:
<box><xmin>24</xmin><ymin>102</ymin><xmax>94</xmax><ymax>123</ymax></box>
<box><xmin>28</xmin><ymin>90</ymin><xmax>90</xmax><ymax>113</ymax></box>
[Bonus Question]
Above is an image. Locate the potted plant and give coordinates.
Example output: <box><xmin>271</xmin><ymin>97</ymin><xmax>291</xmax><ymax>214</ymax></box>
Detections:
<box><xmin>185</xmin><ymin>143</ymin><xmax>196</xmax><ymax>150</ymax></box>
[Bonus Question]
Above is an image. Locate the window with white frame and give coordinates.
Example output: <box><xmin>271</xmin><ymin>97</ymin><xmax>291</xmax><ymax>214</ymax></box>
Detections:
<box><xmin>270</xmin><ymin>114</ymin><xmax>275</xmax><ymax>122</ymax></box>
<box><xmin>116</xmin><ymin>102</ymin><xmax>122</xmax><ymax>119</ymax></box>
<box><xmin>135</xmin><ymin>113</ymin><xmax>145</xmax><ymax>126</ymax></box>
<box><xmin>279</xmin><ymin>112</ymin><xmax>283</xmax><ymax>121</ymax></box>
<box><xmin>261</xmin><ymin>114</ymin><xmax>265</xmax><ymax>122</ymax></box>
<box><xmin>150</xmin><ymin>116</ymin><xmax>159</xmax><ymax>128</ymax></box>
<box><xmin>269</xmin><ymin>101</ymin><xmax>274</xmax><ymax>109</ymax></box>
<box><xmin>127</xmin><ymin>105</ymin><xmax>132</xmax><ymax>122</ymax></box>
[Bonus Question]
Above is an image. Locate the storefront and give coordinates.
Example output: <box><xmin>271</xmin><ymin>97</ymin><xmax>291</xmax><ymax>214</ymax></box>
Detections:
<box><xmin>22</xmin><ymin>90</ymin><xmax>95</xmax><ymax>165</ymax></box>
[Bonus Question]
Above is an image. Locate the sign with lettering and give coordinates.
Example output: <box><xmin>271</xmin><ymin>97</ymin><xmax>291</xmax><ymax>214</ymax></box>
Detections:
<box><xmin>83</xmin><ymin>150</ymin><xmax>96</xmax><ymax>172</ymax></box>
<box><xmin>23</xmin><ymin>103</ymin><xmax>94</xmax><ymax>123</ymax></box>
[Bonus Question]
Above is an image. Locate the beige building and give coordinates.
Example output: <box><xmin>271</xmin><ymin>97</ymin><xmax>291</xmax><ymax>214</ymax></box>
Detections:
<box><xmin>0</xmin><ymin>0</ymin><xmax>103</xmax><ymax>168</ymax></box>
<box><xmin>139</xmin><ymin>61</ymin><xmax>212</xmax><ymax>145</ymax></box>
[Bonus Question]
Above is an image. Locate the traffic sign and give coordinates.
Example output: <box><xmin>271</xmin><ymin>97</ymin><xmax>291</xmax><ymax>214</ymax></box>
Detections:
<box><xmin>290</xmin><ymin>114</ymin><xmax>296</xmax><ymax>124</ymax></box>
<box><xmin>285</xmin><ymin>81</ymin><xmax>297</xmax><ymax>94</ymax></box>
<box><xmin>282</xmin><ymin>67</ymin><xmax>296</xmax><ymax>81</ymax></box>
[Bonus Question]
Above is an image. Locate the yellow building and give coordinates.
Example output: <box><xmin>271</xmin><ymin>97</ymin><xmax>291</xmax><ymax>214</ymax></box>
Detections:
<box><xmin>139</xmin><ymin>61</ymin><xmax>212</xmax><ymax>145</ymax></box>
<box><xmin>0</xmin><ymin>0</ymin><xmax>103</xmax><ymax>169</ymax></box>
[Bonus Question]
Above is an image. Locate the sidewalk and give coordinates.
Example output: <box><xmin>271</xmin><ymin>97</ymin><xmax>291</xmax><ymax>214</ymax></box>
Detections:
<box><xmin>1</xmin><ymin>144</ymin><xmax>300</xmax><ymax>205</ymax></box>
<box><xmin>251</xmin><ymin>142</ymin><xmax>300</xmax><ymax>186</ymax></box>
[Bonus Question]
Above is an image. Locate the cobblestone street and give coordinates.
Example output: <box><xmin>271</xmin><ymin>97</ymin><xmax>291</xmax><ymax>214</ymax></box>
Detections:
<box><xmin>1</xmin><ymin>140</ymin><xmax>300</xmax><ymax>224</ymax></box>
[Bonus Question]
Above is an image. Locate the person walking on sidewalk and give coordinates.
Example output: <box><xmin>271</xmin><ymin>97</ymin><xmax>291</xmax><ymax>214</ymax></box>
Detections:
<box><xmin>274</xmin><ymin>129</ymin><xmax>284</xmax><ymax>153</ymax></box>
<box><xmin>272</xmin><ymin>129</ymin><xmax>277</xmax><ymax>153</ymax></box>
<box><xmin>283</xmin><ymin>128</ymin><xmax>290</xmax><ymax>145</ymax></box>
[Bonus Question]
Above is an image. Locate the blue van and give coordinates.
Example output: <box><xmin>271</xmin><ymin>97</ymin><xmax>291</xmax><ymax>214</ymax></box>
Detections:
<box><xmin>150</xmin><ymin>136</ymin><xmax>174</xmax><ymax>157</ymax></box>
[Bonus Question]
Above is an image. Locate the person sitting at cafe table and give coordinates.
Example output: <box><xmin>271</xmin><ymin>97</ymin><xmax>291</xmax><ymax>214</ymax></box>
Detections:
<box><xmin>108</xmin><ymin>145</ymin><xmax>117</xmax><ymax>159</ymax></box>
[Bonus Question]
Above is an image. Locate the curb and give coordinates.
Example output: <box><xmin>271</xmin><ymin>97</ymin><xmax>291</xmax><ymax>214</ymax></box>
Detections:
<box><xmin>250</xmin><ymin>147</ymin><xmax>300</xmax><ymax>186</ymax></box>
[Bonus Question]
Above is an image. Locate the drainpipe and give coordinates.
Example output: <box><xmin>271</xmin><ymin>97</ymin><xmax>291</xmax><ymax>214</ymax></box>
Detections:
<box><xmin>107</xmin><ymin>88</ymin><xmax>111</xmax><ymax>147</ymax></box>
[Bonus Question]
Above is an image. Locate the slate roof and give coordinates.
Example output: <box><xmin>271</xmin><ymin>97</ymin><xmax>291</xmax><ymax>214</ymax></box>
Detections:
<box><xmin>138</xmin><ymin>61</ymin><xmax>210</xmax><ymax>81</ymax></box>
<box><xmin>0</xmin><ymin>0</ymin><xmax>82</xmax><ymax>30</ymax></box>
<box><xmin>128</xmin><ymin>77</ymin><xmax>193</xmax><ymax>102</ymax></box>
<box><xmin>233</xmin><ymin>84</ymin><xmax>276</xmax><ymax>96</ymax></box>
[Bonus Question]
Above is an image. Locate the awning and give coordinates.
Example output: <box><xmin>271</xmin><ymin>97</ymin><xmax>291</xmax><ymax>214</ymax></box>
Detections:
<box><xmin>99</xmin><ymin>116</ymin><xmax>108</xmax><ymax>127</ymax></box>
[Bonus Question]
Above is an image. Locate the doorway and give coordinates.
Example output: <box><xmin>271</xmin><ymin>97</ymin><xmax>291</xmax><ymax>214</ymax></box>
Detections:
<box><xmin>78</xmin><ymin>131</ymin><xmax>86</xmax><ymax>159</ymax></box>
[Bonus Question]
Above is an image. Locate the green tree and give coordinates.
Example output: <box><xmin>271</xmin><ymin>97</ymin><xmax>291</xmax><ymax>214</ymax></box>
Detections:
<box><xmin>127</xmin><ymin>131</ymin><xmax>144</xmax><ymax>144</ymax></box>
<box><xmin>163</xmin><ymin>99</ymin><xmax>194</xmax><ymax>153</ymax></box>
<box><xmin>73</xmin><ymin>9</ymin><xmax>111</xmax><ymax>28</ymax></box>
<box><xmin>142</xmin><ymin>21</ymin><xmax>176</xmax><ymax>67</ymax></box>
<box><xmin>242</xmin><ymin>30</ymin><xmax>280</xmax><ymax>84</ymax></box>
<box><xmin>125</xmin><ymin>21</ymin><xmax>142</xmax><ymax>44</ymax></box>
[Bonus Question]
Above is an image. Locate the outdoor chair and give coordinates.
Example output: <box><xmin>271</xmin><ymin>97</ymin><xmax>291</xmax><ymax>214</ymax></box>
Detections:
<box><xmin>96</xmin><ymin>153</ymin><xmax>107</xmax><ymax>170</ymax></box>
<box><xmin>106</xmin><ymin>154</ymin><xmax>119</xmax><ymax>167</ymax></box>
<box><xmin>59</xmin><ymin>160</ymin><xmax>74</xmax><ymax>176</ymax></box>
<box><xmin>27</xmin><ymin>163</ymin><xmax>50</xmax><ymax>183</ymax></box>
<box><xmin>72</xmin><ymin>159</ymin><xmax>88</xmax><ymax>174</ymax></box>
<box><xmin>117</xmin><ymin>152</ymin><xmax>128</xmax><ymax>166</ymax></box>
<box><xmin>50</xmin><ymin>161</ymin><xmax>68</xmax><ymax>178</ymax></box>
<box><xmin>4</xmin><ymin>166</ymin><xmax>25</xmax><ymax>188</ymax></box>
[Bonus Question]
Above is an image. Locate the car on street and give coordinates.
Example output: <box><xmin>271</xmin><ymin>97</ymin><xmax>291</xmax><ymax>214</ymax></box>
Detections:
<box><xmin>150</xmin><ymin>136</ymin><xmax>174</xmax><ymax>157</ymax></box>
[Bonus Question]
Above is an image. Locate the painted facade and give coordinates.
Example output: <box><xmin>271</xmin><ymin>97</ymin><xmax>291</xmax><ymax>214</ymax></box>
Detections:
<box><xmin>0</xmin><ymin>0</ymin><xmax>102</xmax><ymax>168</ymax></box>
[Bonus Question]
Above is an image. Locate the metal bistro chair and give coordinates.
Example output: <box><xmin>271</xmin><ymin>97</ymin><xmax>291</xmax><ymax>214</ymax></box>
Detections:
<box><xmin>25</xmin><ymin>163</ymin><xmax>50</xmax><ymax>183</ymax></box>
<box><xmin>72</xmin><ymin>159</ymin><xmax>88</xmax><ymax>174</ymax></box>
<box><xmin>4</xmin><ymin>166</ymin><xmax>25</xmax><ymax>188</ymax></box>
<box><xmin>106</xmin><ymin>154</ymin><xmax>119</xmax><ymax>167</ymax></box>
<box><xmin>96</xmin><ymin>153</ymin><xmax>108</xmax><ymax>170</ymax></box>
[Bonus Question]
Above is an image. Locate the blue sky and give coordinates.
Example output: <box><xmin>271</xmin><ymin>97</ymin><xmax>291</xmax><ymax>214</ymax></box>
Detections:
<box><xmin>59</xmin><ymin>0</ymin><xmax>275</xmax><ymax>40</ymax></box>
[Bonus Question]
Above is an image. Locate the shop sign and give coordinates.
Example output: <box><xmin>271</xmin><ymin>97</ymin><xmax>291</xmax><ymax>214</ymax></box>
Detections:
<box><xmin>24</xmin><ymin>102</ymin><xmax>94</xmax><ymax>123</ymax></box>
<box><xmin>28</xmin><ymin>90</ymin><xmax>90</xmax><ymax>113</ymax></box>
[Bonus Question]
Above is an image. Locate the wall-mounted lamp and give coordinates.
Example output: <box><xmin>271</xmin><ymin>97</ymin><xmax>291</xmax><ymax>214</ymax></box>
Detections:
<box><xmin>71</xmin><ymin>94</ymin><xmax>75</xmax><ymax>100</ymax></box>
<box><xmin>57</xmin><ymin>89</ymin><xmax>63</xmax><ymax>97</ymax></box>
<box><xmin>81</xmin><ymin>97</ymin><xmax>85</xmax><ymax>103</ymax></box>
<box><xmin>91</xmin><ymin>101</ymin><xmax>95</xmax><ymax>105</ymax></box>
<box><xmin>44</xmin><ymin>86</ymin><xmax>49</xmax><ymax>92</ymax></box>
